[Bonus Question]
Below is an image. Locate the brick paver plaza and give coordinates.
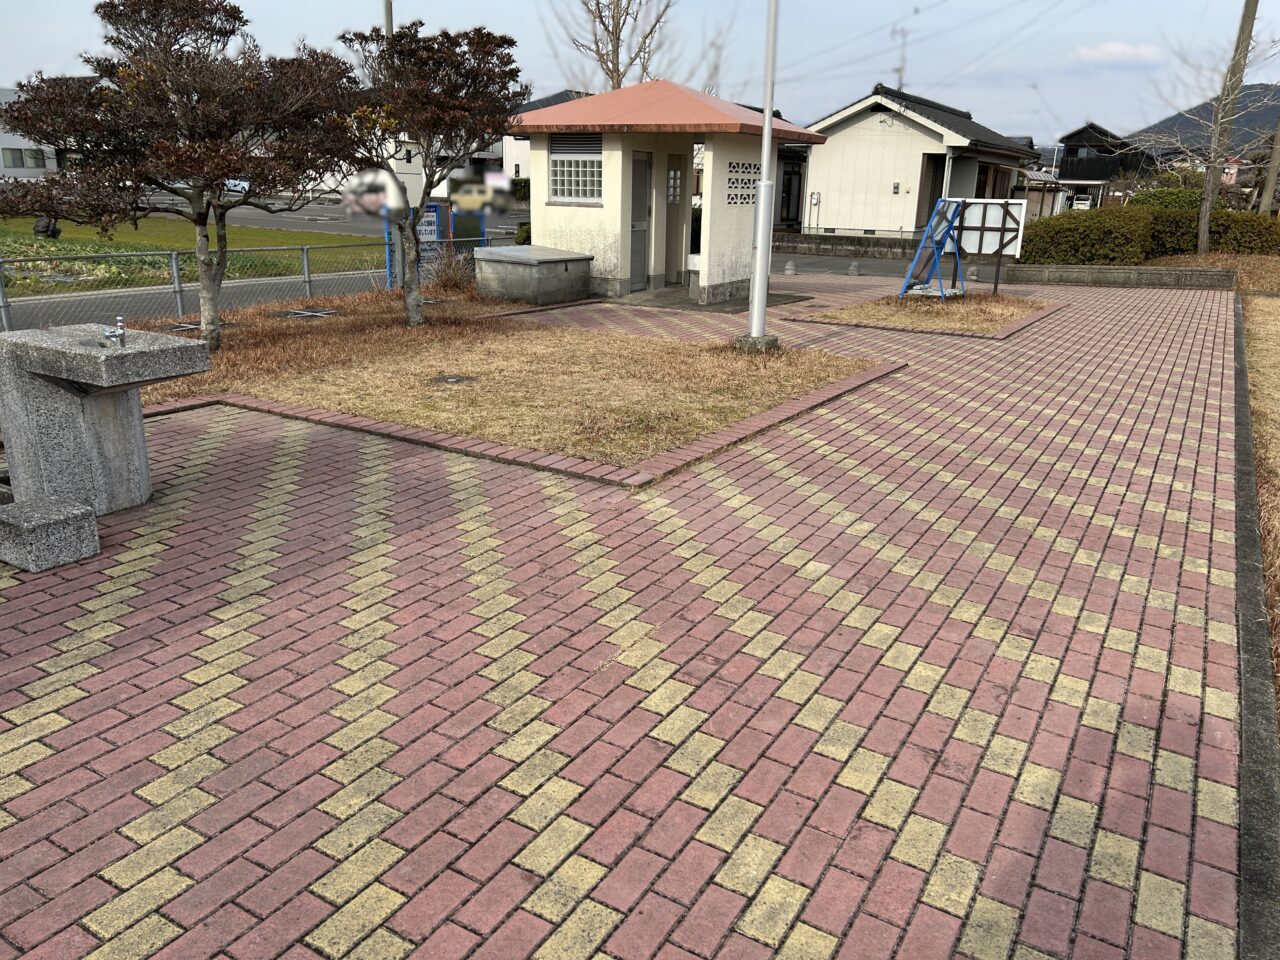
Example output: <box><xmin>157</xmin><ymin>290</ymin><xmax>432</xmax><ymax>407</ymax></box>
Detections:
<box><xmin>0</xmin><ymin>277</ymin><xmax>1244</xmax><ymax>959</ymax></box>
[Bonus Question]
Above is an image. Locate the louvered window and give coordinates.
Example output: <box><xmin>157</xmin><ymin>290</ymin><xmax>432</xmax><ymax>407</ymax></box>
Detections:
<box><xmin>549</xmin><ymin>134</ymin><xmax>603</xmax><ymax>202</ymax></box>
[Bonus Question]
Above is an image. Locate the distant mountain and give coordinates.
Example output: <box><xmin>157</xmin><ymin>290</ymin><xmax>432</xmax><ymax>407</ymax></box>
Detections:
<box><xmin>1129</xmin><ymin>82</ymin><xmax>1280</xmax><ymax>157</ymax></box>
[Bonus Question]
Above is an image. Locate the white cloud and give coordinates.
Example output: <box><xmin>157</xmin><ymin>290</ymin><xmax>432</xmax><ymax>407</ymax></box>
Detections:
<box><xmin>1072</xmin><ymin>41</ymin><xmax>1163</xmax><ymax>66</ymax></box>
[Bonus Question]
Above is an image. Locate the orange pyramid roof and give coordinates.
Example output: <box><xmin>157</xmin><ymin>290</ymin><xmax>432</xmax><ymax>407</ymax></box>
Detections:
<box><xmin>513</xmin><ymin>79</ymin><xmax>825</xmax><ymax>144</ymax></box>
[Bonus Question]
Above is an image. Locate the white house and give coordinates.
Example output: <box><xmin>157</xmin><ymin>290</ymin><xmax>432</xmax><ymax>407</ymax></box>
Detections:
<box><xmin>0</xmin><ymin>88</ymin><xmax>56</xmax><ymax>180</ymax></box>
<box><xmin>802</xmin><ymin>84</ymin><xmax>1036</xmax><ymax>237</ymax></box>
<box><xmin>517</xmin><ymin>80</ymin><xmax>825</xmax><ymax>303</ymax></box>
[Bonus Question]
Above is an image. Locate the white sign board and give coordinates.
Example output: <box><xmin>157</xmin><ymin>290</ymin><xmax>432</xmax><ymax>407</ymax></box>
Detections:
<box><xmin>946</xmin><ymin>199</ymin><xmax>1027</xmax><ymax>258</ymax></box>
<box><xmin>416</xmin><ymin>207</ymin><xmax>439</xmax><ymax>243</ymax></box>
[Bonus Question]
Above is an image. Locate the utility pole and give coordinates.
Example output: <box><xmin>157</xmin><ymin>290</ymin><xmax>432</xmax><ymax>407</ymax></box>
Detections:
<box><xmin>892</xmin><ymin>26</ymin><xmax>908</xmax><ymax>89</ymax></box>
<box><xmin>383</xmin><ymin>0</ymin><xmax>407</xmax><ymax>287</ymax></box>
<box><xmin>1197</xmin><ymin>0</ymin><xmax>1259</xmax><ymax>252</ymax></box>
<box><xmin>384</xmin><ymin>0</ymin><xmax>393</xmax><ymax>34</ymax></box>
<box><xmin>1259</xmin><ymin>117</ymin><xmax>1280</xmax><ymax>215</ymax></box>
<box><xmin>741</xmin><ymin>0</ymin><xmax>780</xmax><ymax>351</ymax></box>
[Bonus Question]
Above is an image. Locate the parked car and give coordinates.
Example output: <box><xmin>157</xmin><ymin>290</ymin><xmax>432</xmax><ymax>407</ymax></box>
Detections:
<box><xmin>450</xmin><ymin>181</ymin><xmax>509</xmax><ymax>215</ymax></box>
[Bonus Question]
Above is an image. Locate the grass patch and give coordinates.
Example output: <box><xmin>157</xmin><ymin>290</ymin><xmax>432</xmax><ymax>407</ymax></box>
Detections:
<box><xmin>816</xmin><ymin>293</ymin><xmax>1048</xmax><ymax>336</ymax></box>
<box><xmin>1243</xmin><ymin>296</ymin><xmax>1280</xmax><ymax>693</ymax></box>
<box><xmin>1</xmin><ymin>214</ymin><xmax>367</xmax><ymax>253</ymax></box>
<box><xmin>142</xmin><ymin>291</ymin><xmax>873</xmax><ymax>466</ymax></box>
<box><xmin>1148</xmin><ymin>253</ymin><xmax>1280</xmax><ymax>292</ymax></box>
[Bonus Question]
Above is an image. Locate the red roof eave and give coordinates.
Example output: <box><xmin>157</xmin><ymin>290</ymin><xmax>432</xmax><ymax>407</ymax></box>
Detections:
<box><xmin>513</xmin><ymin>120</ymin><xmax>826</xmax><ymax>144</ymax></box>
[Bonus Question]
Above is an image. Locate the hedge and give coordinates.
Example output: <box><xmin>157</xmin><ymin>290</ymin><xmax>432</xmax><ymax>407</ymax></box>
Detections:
<box><xmin>510</xmin><ymin>177</ymin><xmax>530</xmax><ymax>202</ymax></box>
<box><xmin>1128</xmin><ymin>187</ymin><xmax>1204</xmax><ymax>210</ymax></box>
<box><xmin>1019</xmin><ymin>207</ymin><xmax>1280</xmax><ymax>265</ymax></box>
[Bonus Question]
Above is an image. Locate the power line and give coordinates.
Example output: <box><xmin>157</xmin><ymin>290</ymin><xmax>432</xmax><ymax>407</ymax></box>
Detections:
<box><xmin>775</xmin><ymin>1</ymin><xmax>946</xmax><ymax>85</ymax></box>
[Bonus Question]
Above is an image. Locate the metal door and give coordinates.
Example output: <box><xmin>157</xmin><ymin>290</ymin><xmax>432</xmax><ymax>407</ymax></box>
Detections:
<box><xmin>630</xmin><ymin>154</ymin><xmax>651</xmax><ymax>291</ymax></box>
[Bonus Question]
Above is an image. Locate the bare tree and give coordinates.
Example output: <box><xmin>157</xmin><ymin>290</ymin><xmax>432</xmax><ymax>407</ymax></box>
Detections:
<box><xmin>0</xmin><ymin>0</ymin><xmax>358</xmax><ymax>350</ymax></box>
<box><xmin>341</xmin><ymin>23</ymin><xmax>529</xmax><ymax>327</ymax></box>
<box><xmin>546</xmin><ymin>0</ymin><xmax>733</xmax><ymax>94</ymax></box>
<box><xmin>1127</xmin><ymin>38</ymin><xmax>1280</xmax><ymax>218</ymax></box>
<box><xmin>550</xmin><ymin>0</ymin><xmax>676</xmax><ymax>90</ymax></box>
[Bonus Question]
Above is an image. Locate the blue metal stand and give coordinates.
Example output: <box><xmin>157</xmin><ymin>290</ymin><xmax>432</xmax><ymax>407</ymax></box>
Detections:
<box><xmin>900</xmin><ymin>198</ymin><xmax>966</xmax><ymax>300</ymax></box>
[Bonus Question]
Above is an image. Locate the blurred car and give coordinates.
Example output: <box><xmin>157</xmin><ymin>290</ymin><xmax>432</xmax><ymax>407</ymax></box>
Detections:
<box><xmin>450</xmin><ymin>181</ymin><xmax>509</xmax><ymax>215</ymax></box>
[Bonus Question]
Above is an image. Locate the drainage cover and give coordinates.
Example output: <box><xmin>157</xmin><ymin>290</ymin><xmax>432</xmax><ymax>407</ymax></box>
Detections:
<box><xmin>431</xmin><ymin>374</ymin><xmax>477</xmax><ymax>385</ymax></box>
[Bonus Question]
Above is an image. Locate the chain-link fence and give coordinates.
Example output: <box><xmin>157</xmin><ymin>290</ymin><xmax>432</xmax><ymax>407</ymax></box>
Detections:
<box><xmin>0</xmin><ymin>242</ymin><xmax>390</xmax><ymax>331</ymax></box>
<box><xmin>0</xmin><ymin>235</ymin><xmax>521</xmax><ymax>331</ymax></box>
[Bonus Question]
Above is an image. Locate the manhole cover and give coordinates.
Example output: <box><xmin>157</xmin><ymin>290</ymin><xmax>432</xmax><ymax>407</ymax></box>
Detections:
<box><xmin>168</xmin><ymin>320</ymin><xmax>239</xmax><ymax>332</ymax></box>
<box><xmin>431</xmin><ymin>374</ymin><xmax>477</xmax><ymax>385</ymax></box>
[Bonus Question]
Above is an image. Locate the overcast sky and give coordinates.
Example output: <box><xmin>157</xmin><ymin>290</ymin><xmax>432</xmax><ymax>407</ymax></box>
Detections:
<box><xmin>4</xmin><ymin>0</ymin><xmax>1280</xmax><ymax>144</ymax></box>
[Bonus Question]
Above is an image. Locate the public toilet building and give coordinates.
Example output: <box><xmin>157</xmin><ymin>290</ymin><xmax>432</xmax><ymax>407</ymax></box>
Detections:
<box><xmin>515</xmin><ymin>80</ymin><xmax>825</xmax><ymax>304</ymax></box>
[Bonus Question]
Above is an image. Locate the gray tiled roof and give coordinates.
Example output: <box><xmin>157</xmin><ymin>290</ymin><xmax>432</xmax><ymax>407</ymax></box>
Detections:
<box><xmin>812</xmin><ymin>84</ymin><xmax>1037</xmax><ymax>161</ymax></box>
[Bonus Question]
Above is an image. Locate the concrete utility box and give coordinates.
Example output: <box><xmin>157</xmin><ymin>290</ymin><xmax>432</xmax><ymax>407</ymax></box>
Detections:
<box><xmin>0</xmin><ymin>325</ymin><xmax>210</xmax><ymax>517</ymax></box>
<box><xmin>474</xmin><ymin>245</ymin><xmax>594</xmax><ymax>306</ymax></box>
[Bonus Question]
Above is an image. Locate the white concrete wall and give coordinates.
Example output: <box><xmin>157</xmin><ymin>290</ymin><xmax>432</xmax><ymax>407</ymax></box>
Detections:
<box><xmin>503</xmin><ymin>136</ymin><xmax>530</xmax><ymax>180</ymax></box>
<box><xmin>530</xmin><ymin>133</ymin><xmax>627</xmax><ymax>295</ymax></box>
<box><xmin>803</xmin><ymin>110</ymin><xmax>945</xmax><ymax>236</ymax></box>
<box><xmin>700</xmin><ymin>133</ymin><xmax>761</xmax><ymax>302</ymax></box>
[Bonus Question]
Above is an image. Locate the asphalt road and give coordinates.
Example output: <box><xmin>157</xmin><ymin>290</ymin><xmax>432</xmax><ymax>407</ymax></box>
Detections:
<box><xmin>216</xmin><ymin>201</ymin><xmax>529</xmax><ymax>237</ymax></box>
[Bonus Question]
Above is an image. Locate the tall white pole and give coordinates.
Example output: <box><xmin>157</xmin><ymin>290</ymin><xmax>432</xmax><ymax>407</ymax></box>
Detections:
<box><xmin>746</xmin><ymin>0</ymin><xmax>780</xmax><ymax>342</ymax></box>
<box><xmin>383</xmin><ymin>0</ymin><xmax>393</xmax><ymax>33</ymax></box>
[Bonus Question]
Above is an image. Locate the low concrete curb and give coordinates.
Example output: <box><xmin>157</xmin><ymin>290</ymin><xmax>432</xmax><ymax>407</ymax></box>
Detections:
<box><xmin>1004</xmin><ymin>263</ymin><xmax>1236</xmax><ymax>289</ymax></box>
<box><xmin>142</xmin><ymin>360</ymin><xmax>907</xmax><ymax>490</ymax></box>
<box><xmin>1232</xmin><ymin>293</ymin><xmax>1280</xmax><ymax>960</ymax></box>
<box><xmin>781</xmin><ymin>302</ymin><xmax>1066</xmax><ymax>341</ymax></box>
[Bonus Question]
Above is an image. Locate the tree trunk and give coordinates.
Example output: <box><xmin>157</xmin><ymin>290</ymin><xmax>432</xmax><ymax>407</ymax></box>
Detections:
<box><xmin>193</xmin><ymin>209</ymin><xmax>224</xmax><ymax>351</ymax></box>
<box><xmin>1198</xmin><ymin>0</ymin><xmax>1260</xmax><ymax>253</ymax></box>
<box><xmin>398</xmin><ymin>217</ymin><xmax>423</xmax><ymax>326</ymax></box>
<box><xmin>1197</xmin><ymin>163</ymin><xmax>1220</xmax><ymax>255</ymax></box>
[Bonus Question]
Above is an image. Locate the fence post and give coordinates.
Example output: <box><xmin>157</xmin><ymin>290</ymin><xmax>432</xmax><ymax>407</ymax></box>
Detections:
<box><xmin>301</xmin><ymin>246</ymin><xmax>313</xmax><ymax>300</ymax></box>
<box><xmin>0</xmin><ymin>258</ymin><xmax>13</xmax><ymax>332</ymax></box>
<box><xmin>169</xmin><ymin>252</ymin><xmax>186</xmax><ymax>318</ymax></box>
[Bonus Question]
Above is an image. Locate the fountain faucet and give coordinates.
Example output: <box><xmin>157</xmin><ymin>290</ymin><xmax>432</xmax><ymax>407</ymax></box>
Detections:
<box><xmin>102</xmin><ymin>316</ymin><xmax>126</xmax><ymax>348</ymax></box>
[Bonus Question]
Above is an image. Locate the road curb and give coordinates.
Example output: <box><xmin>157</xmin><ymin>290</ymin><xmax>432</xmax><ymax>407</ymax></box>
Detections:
<box><xmin>1232</xmin><ymin>292</ymin><xmax>1280</xmax><ymax>960</ymax></box>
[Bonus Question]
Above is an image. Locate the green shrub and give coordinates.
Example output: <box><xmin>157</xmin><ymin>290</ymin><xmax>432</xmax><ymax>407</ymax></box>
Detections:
<box><xmin>1210</xmin><ymin>210</ymin><xmax>1280</xmax><ymax>253</ymax></box>
<box><xmin>1148</xmin><ymin>208</ymin><xmax>1197</xmax><ymax>259</ymax></box>
<box><xmin>514</xmin><ymin>222</ymin><xmax>531</xmax><ymax>245</ymax></box>
<box><xmin>1019</xmin><ymin>207</ymin><xmax>1280</xmax><ymax>264</ymax></box>
<box><xmin>1129</xmin><ymin>187</ymin><xmax>1203</xmax><ymax>210</ymax></box>
<box><xmin>1019</xmin><ymin>208</ymin><xmax>1153</xmax><ymax>265</ymax></box>
<box><xmin>510</xmin><ymin>177</ymin><xmax>530</xmax><ymax>202</ymax></box>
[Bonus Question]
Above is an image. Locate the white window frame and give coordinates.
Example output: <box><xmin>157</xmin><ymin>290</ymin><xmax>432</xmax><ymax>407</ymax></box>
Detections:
<box><xmin>550</xmin><ymin>153</ymin><xmax>603</xmax><ymax>203</ymax></box>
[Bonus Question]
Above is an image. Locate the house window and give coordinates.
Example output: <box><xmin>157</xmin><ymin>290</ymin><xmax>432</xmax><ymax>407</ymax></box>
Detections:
<box><xmin>2</xmin><ymin>148</ymin><xmax>46</xmax><ymax>169</ymax></box>
<box><xmin>667</xmin><ymin>168</ymin><xmax>682</xmax><ymax>204</ymax></box>
<box><xmin>549</xmin><ymin>133</ymin><xmax>603</xmax><ymax>202</ymax></box>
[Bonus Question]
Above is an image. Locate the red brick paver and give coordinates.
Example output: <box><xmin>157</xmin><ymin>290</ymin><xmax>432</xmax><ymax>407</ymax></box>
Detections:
<box><xmin>0</xmin><ymin>278</ymin><xmax>1238</xmax><ymax>959</ymax></box>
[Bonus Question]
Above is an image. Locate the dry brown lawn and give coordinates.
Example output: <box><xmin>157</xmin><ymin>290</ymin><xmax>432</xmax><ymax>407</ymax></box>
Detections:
<box><xmin>817</xmin><ymin>293</ymin><xmax>1048</xmax><ymax>335</ymax></box>
<box><xmin>1244</xmin><ymin>296</ymin><xmax>1280</xmax><ymax>690</ymax></box>
<box><xmin>1148</xmin><ymin>253</ymin><xmax>1280</xmax><ymax>292</ymax></box>
<box><xmin>143</xmin><ymin>290</ymin><xmax>873</xmax><ymax>465</ymax></box>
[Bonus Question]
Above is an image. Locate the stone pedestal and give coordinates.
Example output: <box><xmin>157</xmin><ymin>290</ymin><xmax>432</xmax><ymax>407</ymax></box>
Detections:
<box><xmin>0</xmin><ymin>498</ymin><xmax>99</xmax><ymax>573</ymax></box>
<box><xmin>0</xmin><ymin>325</ymin><xmax>209</xmax><ymax>516</ymax></box>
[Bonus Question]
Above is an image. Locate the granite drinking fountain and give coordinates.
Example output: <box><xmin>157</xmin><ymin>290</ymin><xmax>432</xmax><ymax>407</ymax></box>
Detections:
<box><xmin>0</xmin><ymin>321</ymin><xmax>210</xmax><ymax>572</ymax></box>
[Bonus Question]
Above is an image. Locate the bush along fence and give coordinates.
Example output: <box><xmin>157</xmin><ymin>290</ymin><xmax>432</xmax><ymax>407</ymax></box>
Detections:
<box><xmin>0</xmin><ymin>235</ymin><xmax>513</xmax><ymax>331</ymax></box>
<box><xmin>1018</xmin><ymin>207</ymin><xmax>1280</xmax><ymax>266</ymax></box>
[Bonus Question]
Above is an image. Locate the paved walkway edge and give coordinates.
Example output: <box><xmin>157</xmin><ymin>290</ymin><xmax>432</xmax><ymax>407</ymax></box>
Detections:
<box><xmin>780</xmin><ymin>301</ymin><xmax>1067</xmax><ymax>340</ymax></box>
<box><xmin>1232</xmin><ymin>293</ymin><xmax>1280</xmax><ymax>960</ymax></box>
<box><xmin>139</xmin><ymin>359</ymin><xmax>907</xmax><ymax>490</ymax></box>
